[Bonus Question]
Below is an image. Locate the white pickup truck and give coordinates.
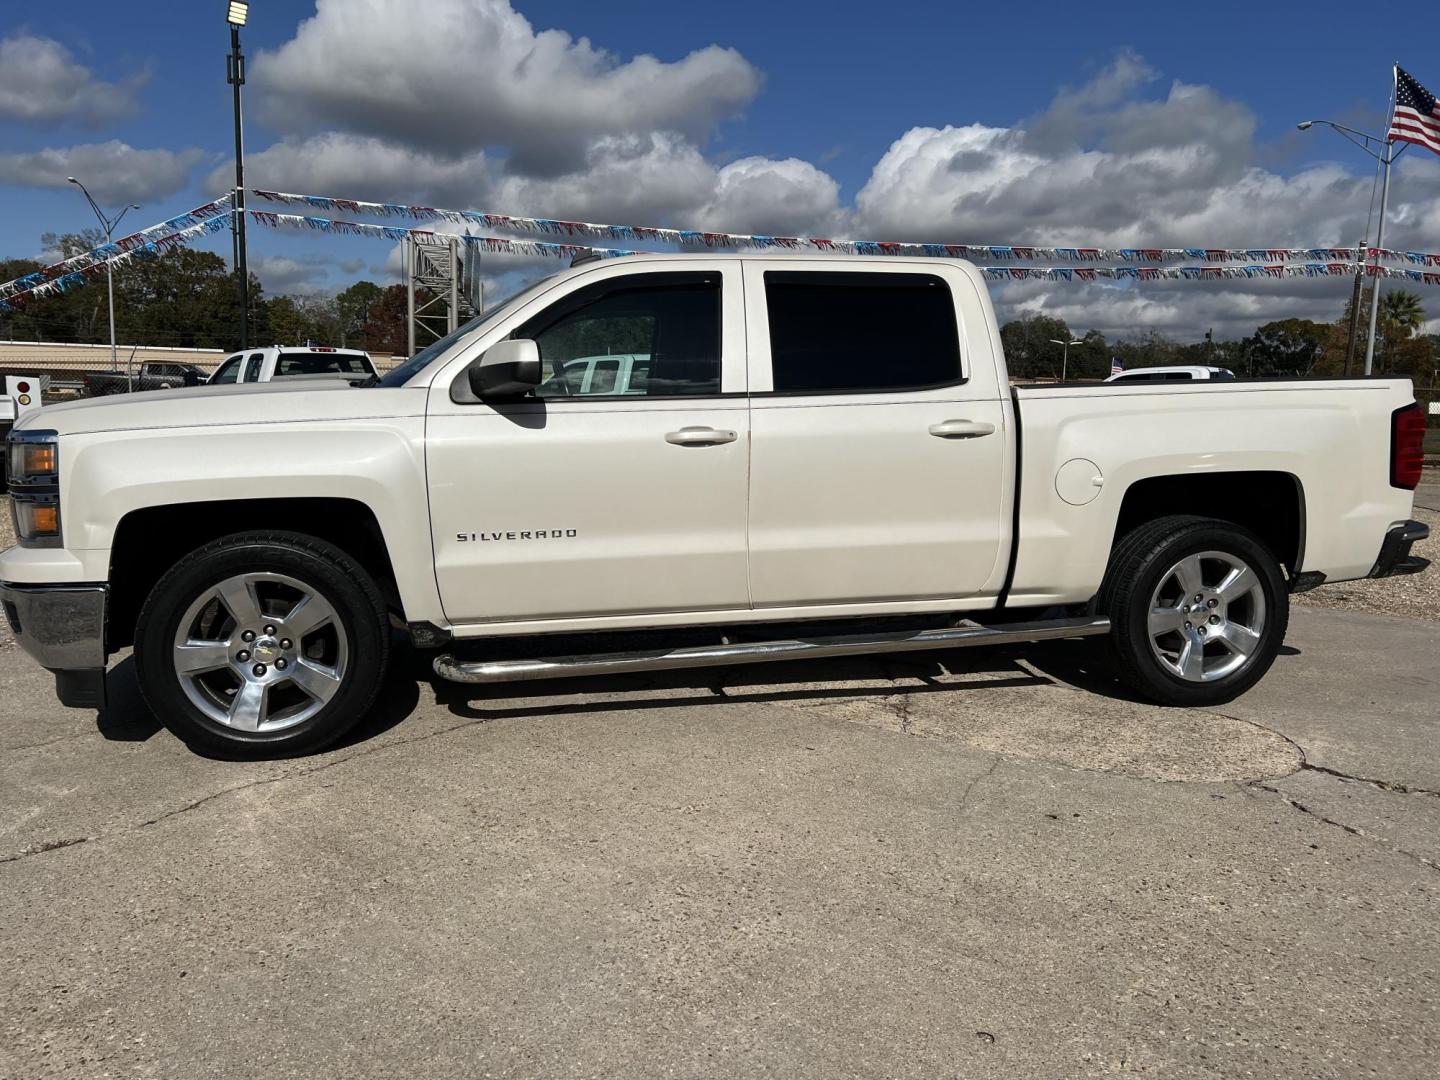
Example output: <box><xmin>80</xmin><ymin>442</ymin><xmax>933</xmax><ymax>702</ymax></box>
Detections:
<box><xmin>207</xmin><ymin>345</ymin><xmax>377</xmax><ymax>386</ymax></box>
<box><xmin>2</xmin><ymin>255</ymin><xmax>1430</xmax><ymax>755</ymax></box>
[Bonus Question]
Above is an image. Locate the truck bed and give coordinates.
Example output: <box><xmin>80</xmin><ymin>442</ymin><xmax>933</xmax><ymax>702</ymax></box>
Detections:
<box><xmin>1007</xmin><ymin>377</ymin><xmax>1419</xmax><ymax>606</ymax></box>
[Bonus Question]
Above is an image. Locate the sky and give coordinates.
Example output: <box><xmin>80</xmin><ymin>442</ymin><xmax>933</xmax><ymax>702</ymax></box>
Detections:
<box><xmin>2</xmin><ymin>0</ymin><xmax>1439</xmax><ymax>340</ymax></box>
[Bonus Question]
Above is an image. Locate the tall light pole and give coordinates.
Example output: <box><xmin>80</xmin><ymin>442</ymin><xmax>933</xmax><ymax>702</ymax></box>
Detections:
<box><xmin>66</xmin><ymin>177</ymin><xmax>139</xmax><ymax>374</ymax></box>
<box><xmin>1050</xmin><ymin>337</ymin><xmax>1083</xmax><ymax>382</ymax></box>
<box><xmin>1298</xmin><ymin>111</ymin><xmax>1407</xmax><ymax>376</ymax></box>
<box><xmin>226</xmin><ymin>1</ymin><xmax>250</xmax><ymax>348</ymax></box>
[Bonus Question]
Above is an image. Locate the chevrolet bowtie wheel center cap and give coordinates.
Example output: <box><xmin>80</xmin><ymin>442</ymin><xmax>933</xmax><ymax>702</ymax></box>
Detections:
<box><xmin>250</xmin><ymin>638</ymin><xmax>281</xmax><ymax>665</ymax></box>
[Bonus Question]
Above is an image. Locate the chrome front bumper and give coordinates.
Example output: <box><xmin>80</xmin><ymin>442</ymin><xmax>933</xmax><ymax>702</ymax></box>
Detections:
<box><xmin>0</xmin><ymin>581</ymin><xmax>108</xmax><ymax>708</ymax></box>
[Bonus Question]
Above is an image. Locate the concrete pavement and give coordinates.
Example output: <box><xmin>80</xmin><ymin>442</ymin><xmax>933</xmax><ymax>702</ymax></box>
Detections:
<box><xmin>1</xmin><ymin>605</ymin><xmax>1437</xmax><ymax>1079</ymax></box>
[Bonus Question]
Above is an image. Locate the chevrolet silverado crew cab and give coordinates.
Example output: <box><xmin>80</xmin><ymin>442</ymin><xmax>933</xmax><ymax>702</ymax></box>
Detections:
<box><xmin>2</xmin><ymin>255</ymin><xmax>1430</xmax><ymax>755</ymax></box>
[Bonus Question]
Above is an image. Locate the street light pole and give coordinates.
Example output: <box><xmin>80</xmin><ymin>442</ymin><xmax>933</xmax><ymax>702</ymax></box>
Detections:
<box><xmin>66</xmin><ymin>178</ymin><xmax>139</xmax><ymax>375</ymax></box>
<box><xmin>1050</xmin><ymin>337</ymin><xmax>1083</xmax><ymax>382</ymax></box>
<box><xmin>1363</xmin><ymin>138</ymin><xmax>1396</xmax><ymax>376</ymax></box>
<box><xmin>226</xmin><ymin>2</ymin><xmax>251</xmax><ymax>348</ymax></box>
<box><xmin>1297</xmin><ymin>91</ymin><xmax>1408</xmax><ymax>376</ymax></box>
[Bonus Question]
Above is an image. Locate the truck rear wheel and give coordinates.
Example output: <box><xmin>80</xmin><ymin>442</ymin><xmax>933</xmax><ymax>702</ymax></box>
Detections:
<box><xmin>134</xmin><ymin>531</ymin><xmax>390</xmax><ymax>755</ymax></box>
<box><xmin>1098</xmin><ymin>515</ymin><xmax>1288</xmax><ymax>707</ymax></box>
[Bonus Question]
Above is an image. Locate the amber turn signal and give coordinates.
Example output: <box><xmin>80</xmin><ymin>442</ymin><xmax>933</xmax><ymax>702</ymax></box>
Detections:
<box><xmin>15</xmin><ymin>501</ymin><xmax>59</xmax><ymax>539</ymax></box>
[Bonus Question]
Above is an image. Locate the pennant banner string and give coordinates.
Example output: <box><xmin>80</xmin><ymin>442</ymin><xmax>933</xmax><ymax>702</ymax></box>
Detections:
<box><xmin>9</xmin><ymin>206</ymin><xmax>1440</xmax><ymax>314</ymax></box>
<box><xmin>0</xmin><ymin>195</ymin><xmax>234</xmax><ymax>300</ymax></box>
<box><xmin>245</xmin><ymin>210</ymin><xmax>1440</xmax><ymax>287</ymax></box>
<box><xmin>246</xmin><ymin>187</ymin><xmax>1440</xmax><ymax>268</ymax></box>
<box><xmin>0</xmin><ymin>216</ymin><xmax>231</xmax><ymax>313</ymax></box>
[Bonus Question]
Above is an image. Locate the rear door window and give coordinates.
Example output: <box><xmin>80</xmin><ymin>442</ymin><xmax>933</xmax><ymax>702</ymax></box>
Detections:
<box><xmin>763</xmin><ymin>271</ymin><xmax>961</xmax><ymax>394</ymax></box>
<box><xmin>243</xmin><ymin>353</ymin><xmax>264</xmax><ymax>382</ymax></box>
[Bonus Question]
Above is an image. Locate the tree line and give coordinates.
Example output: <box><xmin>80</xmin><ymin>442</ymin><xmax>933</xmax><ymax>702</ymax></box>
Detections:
<box><xmin>2</xmin><ymin>230</ymin><xmax>1436</xmax><ymax>385</ymax></box>
<box><xmin>0</xmin><ymin>230</ymin><xmax>411</xmax><ymax>356</ymax></box>
<box><xmin>1000</xmin><ymin>291</ymin><xmax>1437</xmax><ymax>384</ymax></box>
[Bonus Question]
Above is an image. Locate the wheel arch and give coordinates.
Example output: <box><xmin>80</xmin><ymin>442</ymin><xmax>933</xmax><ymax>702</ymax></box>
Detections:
<box><xmin>107</xmin><ymin>497</ymin><xmax>402</xmax><ymax>652</ymax></box>
<box><xmin>1111</xmin><ymin>470</ymin><xmax>1305</xmax><ymax>575</ymax></box>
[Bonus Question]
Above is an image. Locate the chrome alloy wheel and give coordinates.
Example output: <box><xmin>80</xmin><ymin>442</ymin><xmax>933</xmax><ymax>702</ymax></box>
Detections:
<box><xmin>170</xmin><ymin>572</ymin><xmax>349</xmax><ymax>732</ymax></box>
<box><xmin>1146</xmin><ymin>550</ymin><xmax>1267</xmax><ymax>683</ymax></box>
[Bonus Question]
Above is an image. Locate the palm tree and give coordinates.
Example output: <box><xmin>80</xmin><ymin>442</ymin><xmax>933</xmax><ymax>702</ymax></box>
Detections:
<box><xmin>1376</xmin><ymin>289</ymin><xmax>1426</xmax><ymax>375</ymax></box>
<box><xmin>1381</xmin><ymin>290</ymin><xmax>1425</xmax><ymax>335</ymax></box>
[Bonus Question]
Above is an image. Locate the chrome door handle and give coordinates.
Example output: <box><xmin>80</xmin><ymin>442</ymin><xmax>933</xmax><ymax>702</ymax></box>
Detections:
<box><xmin>928</xmin><ymin>419</ymin><xmax>996</xmax><ymax>439</ymax></box>
<box><xmin>665</xmin><ymin>426</ymin><xmax>737</xmax><ymax>446</ymax></box>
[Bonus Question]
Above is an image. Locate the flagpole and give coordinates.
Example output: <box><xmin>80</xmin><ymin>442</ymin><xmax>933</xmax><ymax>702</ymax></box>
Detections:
<box><xmin>1363</xmin><ymin>64</ymin><xmax>1399</xmax><ymax>376</ymax></box>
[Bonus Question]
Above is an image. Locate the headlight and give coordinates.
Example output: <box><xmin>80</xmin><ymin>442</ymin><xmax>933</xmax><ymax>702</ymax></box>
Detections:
<box><xmin>5</xmin><ymin>430</ymin><xmax>61</xmax><ymax>548</ymax></box>
<box><xmin>9</xmin><ymin>440</ymin><xmax>56</xmax><ymax>481</ymax></box>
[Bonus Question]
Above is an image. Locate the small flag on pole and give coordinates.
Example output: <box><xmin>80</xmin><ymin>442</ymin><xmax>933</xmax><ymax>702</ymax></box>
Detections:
<box><xmin>1389</xmin><ymin>67</ymin><xmax>1440</xmax><ymax>156</ymax></box>
<box><xmin>1110</xmin><ymin>357</ymin><xmax>1124</xmax><ymax>376</ymax></box>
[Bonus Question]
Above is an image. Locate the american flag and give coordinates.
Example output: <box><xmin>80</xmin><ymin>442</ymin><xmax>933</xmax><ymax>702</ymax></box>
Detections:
<box><xmin>1389</xmin><ymin>67</ymin><xmax>1440</xmax><ymax>156</ymax></box>
<box><xmin>1110</xmin><ymin>357</ymin><xmax>1124</xmax><ymax>376</ymax></box>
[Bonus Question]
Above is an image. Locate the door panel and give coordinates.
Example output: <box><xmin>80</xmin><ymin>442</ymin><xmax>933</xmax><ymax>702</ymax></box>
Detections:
<box><xmin>427</xmin><ymin>264</ymin><xmax>750</xmax><ymax>625</ymax></box>
<box><xmin>743</xmin><ymin>261</ymin><xmax>1009</xmax><ymax>607</ymax></box>
<box><xmin>429</xmin><ymin>401</ymin><xmax>749</xmax><ymax>622</ymax></box>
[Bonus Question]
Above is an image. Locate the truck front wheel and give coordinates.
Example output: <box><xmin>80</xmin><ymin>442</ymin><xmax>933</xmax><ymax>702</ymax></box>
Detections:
<box><xmin>1098</xmin><ymin>515</ymin><xmax>1289</xmax><ymax>707</ymax></box>
<box><xmin>134</xmin><ymin>531</ymin><xmax>390</xmax><ymax>755</ymax></box>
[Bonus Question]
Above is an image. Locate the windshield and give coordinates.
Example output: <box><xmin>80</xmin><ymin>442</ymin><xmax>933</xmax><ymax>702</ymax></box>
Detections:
<box><xmin>376</xmin><ymin>275</ymin><xmax>558</xmax><ymax>388</ymax></box>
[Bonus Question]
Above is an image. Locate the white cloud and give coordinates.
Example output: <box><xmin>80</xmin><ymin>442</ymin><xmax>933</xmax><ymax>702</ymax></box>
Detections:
<box><xmin>227</xmin><ymin>129</ymin><xmax>841</xmax><ymax>238</ymax></box>
<box><xmin>488</xmin><ymin>133</ymin><xmax>719</xmax><ymax>222</ymax></box>
<box><xmin>219</xmin><ymin>132</ymin><xmax>495</xmax><ymax>208</ymax></box>
<box><xmin>252</xmin><ymin>0</ymin><xmax>760</xmax><ymax>173</ymax></box>
<box><xmin>0</xmin><ymin>141</ymin><xmax>209</xmax><ymax>204</ymax></box>
<box><xmin>252</xmin><ymin>254</ymin><xmax>332</xmax><ymax>296</ymax></box>
<box><xmin>695</xmin><ymin>157</ymin><xmax>842</xmax><ymax>236</ymax></box>
<box><xmin>0</xmin><ymin>34</ymin><xmax>146</xmax><ymax>128</ymax></box>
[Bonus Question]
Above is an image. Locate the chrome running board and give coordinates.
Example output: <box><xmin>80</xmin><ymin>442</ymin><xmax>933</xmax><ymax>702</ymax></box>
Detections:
<box><xmin>432</xmin><ymin>615</ymin><xmax>1111</xmax><ymax>685</ymax></box>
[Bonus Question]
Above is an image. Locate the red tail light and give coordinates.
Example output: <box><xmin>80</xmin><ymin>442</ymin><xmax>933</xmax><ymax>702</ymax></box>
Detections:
<box><xmin>1391</xmin><ymin>402</ymin><xmax>1425</xmax><ymax>490</ymax></box>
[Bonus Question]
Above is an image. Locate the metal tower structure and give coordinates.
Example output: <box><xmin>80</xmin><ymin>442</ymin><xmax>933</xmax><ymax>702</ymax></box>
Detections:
<box><xmin>404</xmin><ymin>234</ymin><xmax>484</xmax><ymax>356</ymax></box>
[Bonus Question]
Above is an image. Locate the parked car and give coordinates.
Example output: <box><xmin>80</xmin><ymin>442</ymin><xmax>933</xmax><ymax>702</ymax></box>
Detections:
<box><xmin>208</xmin><ymin>346</ymin><xmax>377</xmax><ymax>386</ymax></box>
<box><xmin>82</xmin><ymin>362</ymin><xmax>206</xmax><ymax>396</ymax></box>
<box><xmin>1106</xmin><ymin>365</ymin><xmax>1237</xmax><ymax>383</ymax></box>
<box><xmin>2</xmin><ymin>255</ymin><xmax>1429</xmax><ymax>755</ymax></box>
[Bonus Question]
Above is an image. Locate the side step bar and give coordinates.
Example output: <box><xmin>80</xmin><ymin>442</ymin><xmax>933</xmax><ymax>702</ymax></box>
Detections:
<box><xmin>433</xmin><ymin>615</ymin><xmax>1111</xmax><ymax>685</ymax></box>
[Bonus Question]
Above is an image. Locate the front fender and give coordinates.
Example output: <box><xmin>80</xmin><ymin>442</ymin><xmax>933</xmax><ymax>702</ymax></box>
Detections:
<box><xmin>53</xmin><ymin>418</ymin><xmax>446</xmax><ymax>624</ymax></box>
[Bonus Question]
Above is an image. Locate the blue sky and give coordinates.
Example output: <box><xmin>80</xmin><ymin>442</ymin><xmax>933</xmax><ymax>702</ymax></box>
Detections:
<box><xmin>2</xmin><ymin>0</ymin><xmax>1436</xmax><ymax>337</ymax></box>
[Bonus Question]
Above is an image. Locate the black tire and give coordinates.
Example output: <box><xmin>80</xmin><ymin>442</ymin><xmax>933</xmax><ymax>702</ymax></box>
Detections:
<box><xmin>134</xmin><ymin>531</ymin><xmax>390</xmax><ymax>756</ymax></box>
<box><xmin>1097</xmin><ymin>515</ymin><xmax>1289</xmax><ymax>707</ymax></box>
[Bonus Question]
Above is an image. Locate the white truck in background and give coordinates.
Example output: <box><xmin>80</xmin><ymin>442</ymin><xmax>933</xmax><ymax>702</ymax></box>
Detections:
<box><xmin>1</xmin><ymin>255</ymin><xmax>1430</xmax><ymax>756</ymax></box>
<box><xmin>207</xmin><ymin>345</ymin><xmax>377</xmax><ymax>386</ymax></box>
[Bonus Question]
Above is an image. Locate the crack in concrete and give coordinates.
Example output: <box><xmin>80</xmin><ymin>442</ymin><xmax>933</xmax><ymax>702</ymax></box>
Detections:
<box><xmin>6</xmin><ymin>720</ymin><xmax>153</xmax><ymax>755</ymax></box>
<box><xmin>956</xmin><ymin>757</ymin><xmax>1001</xmax><ymax>812</ymax></box>
<box><xmin>1247</xmin><ymin>780</ymin><xmax>1440</xmax><ymax>875</ymax></box>
<box><xmin>1210</xmin><ymin>711</ymin><xmax>1440</xmax><ymax>797</ymax></box>
<box><xmin>1297</xmin><ymin>761</ymin><xmax>1440</xmax><ymax>798</ymax></box>
<box><xmin>0</xmin><ymin>836</ymin><xmax>89</xmax><ymax>864</ymax></box>
<box><xmin>1</xmin><ymin>714</ymin><xmax>499</xmax><ymax>869</ymax></box>
<box><xmin>138</xmin><ymin>714</ymin><xmax>497</xmax><ymax>829</ymax></box>
<box><xmin>892</xmin><ymin>692</ymin><xmax>914</xmax><ymax>734</ymax></box>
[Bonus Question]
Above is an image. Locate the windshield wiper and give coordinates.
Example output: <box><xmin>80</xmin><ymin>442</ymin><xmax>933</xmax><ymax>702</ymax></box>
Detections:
<box><xmin>350</xmin><ymin>374</ymin><xmax>381</xmax><ymax>388</ymax></box>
